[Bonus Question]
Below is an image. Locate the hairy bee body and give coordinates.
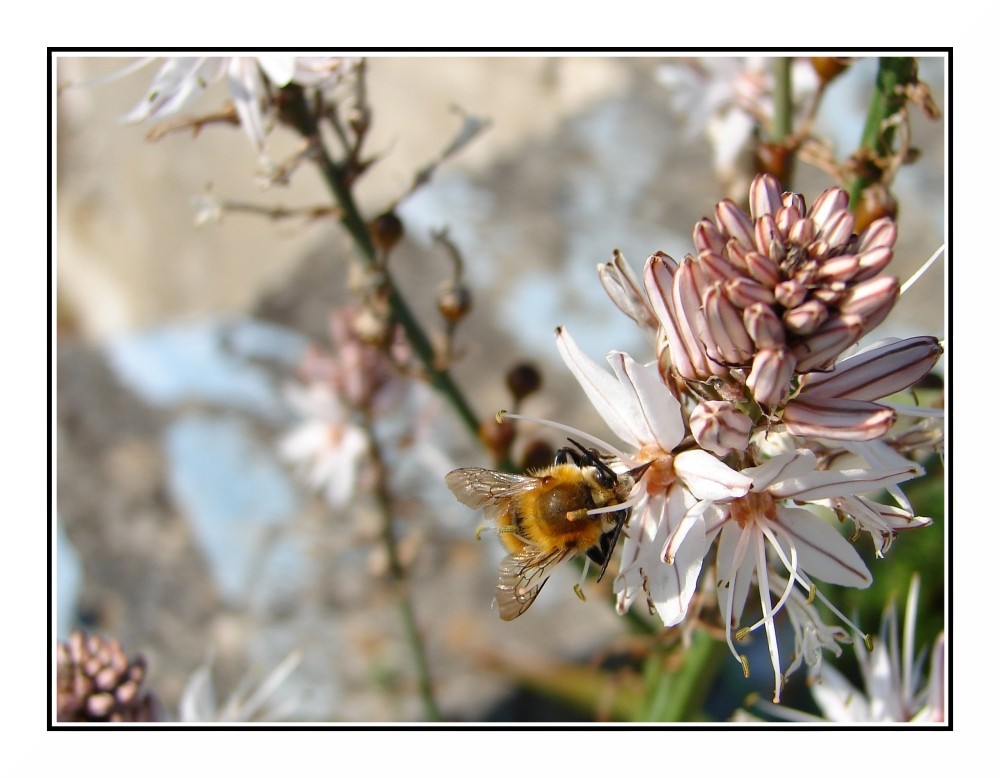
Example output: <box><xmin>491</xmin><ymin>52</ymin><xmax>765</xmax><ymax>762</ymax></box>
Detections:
<box><xmin>445</xmin><ymin>440</ymin><xmax>647</xmax><ymax>620</ymax></box>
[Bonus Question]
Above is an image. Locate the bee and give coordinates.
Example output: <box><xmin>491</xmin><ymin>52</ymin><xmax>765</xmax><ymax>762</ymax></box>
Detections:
<box><xmin>445</xmin><ymin>439</ymin><xmax>651</xmax><ymax>620</ymax></box>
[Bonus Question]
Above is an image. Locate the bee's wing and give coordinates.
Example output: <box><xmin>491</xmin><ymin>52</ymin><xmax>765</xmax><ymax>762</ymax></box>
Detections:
<box><xmin>494</xmin><ymin>546</ymin><xmax>572</xmax><ymax>621</ymax></box>
<box><xmin>445</xmin><ymin>467</ymin><xmax>538</xmax><ymax>521</ymax></box>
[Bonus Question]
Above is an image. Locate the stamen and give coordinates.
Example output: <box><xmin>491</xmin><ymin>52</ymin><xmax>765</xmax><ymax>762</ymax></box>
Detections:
<box><xmin>754</xmin><ymin>533</ymin><xmax>784</xmax><ymax>701</ymax></box>
<box><xmin>587</xmin><ymin>492</ymin><xmax>643</xmax><ymax>516</ymax></box>
<box><xmin>900</xmin><ymin>245</ymin><xmax>944</xmax><ymax>296</ymax></box>
<box><xmin>573</xmin><ymin>583</ymin><xmax>587</xmax><ymax>602</ymax></box>
<box><xmin>803</xmin><ymin>576</ymin><xmax>871</xmax><ymax>644</ymax></box>
<box><xmin>497</xmin><ymin>411</ymin><xmax>627</xmax><ymax>460</ymax></box>
<box><xmin>744</xmin><ymin>525</ymin><xmax>798</xmax><ymax>631</ymax></box>
<box><xmin>902</xmin><ymin>576</ymin><xmax>920</xmax><ymax>702</ymax></box>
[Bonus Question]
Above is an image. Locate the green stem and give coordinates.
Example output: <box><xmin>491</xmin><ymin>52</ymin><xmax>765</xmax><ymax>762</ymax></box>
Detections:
<box><xmin>640</xmin><ymin>629</ymin><xmax>725</xmax><ymax>721</ymax></box>
<box><xmin>280</xmin><ymin>85</ymin><xmax>482</xmax><ymax>440</ymax></box>
<box><xmin>770</xmin><ymin>57</ymin><xmax>794</xmax><ymax>142</ymax></box>
<box><xmin>365</xmin><ymin>421</ymin><xmax>441</xmax><ymax>722</ymax></box>
<box><xmin>848</xmin><ymin>57</ymin><xmax>918</xmax><ymax>207</ymax></box>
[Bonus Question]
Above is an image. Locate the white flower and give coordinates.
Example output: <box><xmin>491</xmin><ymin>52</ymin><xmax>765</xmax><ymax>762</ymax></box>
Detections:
<box><xmin>704</xmin><ymin>447</ymin><xmax>921</xmax><ymax>701</ymax></box>
<box><xmin>749</xmin><ymin>576</ymin><xmax>945</xmax><ymax>722</ymax></box>
<box><xmin>656</xmin><ymin>57</ymin><xmax>818</xmax><ymax>190</ymax></box>
<box><xmin>121</xmin><ymin>56</ymin><xmax>356</xmax><ymax>151</ymax></box>
<box><xmin>279</xmin><ymin>381</ymin><xmax>369</xmax><ymax>510</ymax></box>
<box><xmin>555</xmin><ymin>326</ymin><xmax>752</xmax><ymax>626</ymax></box>
<box><xmin>180</xmin><ymin>649</ymin><xmax>304</xmax><ymax>723</ymax></box>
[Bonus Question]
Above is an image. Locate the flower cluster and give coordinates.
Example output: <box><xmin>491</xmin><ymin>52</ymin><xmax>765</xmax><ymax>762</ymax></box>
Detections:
<box><xmin>280</xmin><ymin>307</ymin><xmax>446</xmax><ymax>512</ymax></box>
<box><xmin>558</xmin><ymin>174</ymin><xmax>942</xmax><ymax>702</ymax></box>
<box><xmin>121</xmin><ymin>56</ymin><xmax>360</xmax><ymax>152</ymax></box>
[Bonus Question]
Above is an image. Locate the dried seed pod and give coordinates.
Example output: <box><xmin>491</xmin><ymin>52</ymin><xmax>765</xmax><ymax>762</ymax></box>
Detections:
<box><xmin>369</xmin><ymin>210</ymin><xmax>404</xmax><ymax>254</ymax></box>
<box><xmin>506</xmin><ymin>362</ymin><xmax>542</xmax><ymax>402</ymax></box>
<box><xmin>56</xmin><ymin>631</ymin><xmax>160</xmax><ymax>722</ymax></box>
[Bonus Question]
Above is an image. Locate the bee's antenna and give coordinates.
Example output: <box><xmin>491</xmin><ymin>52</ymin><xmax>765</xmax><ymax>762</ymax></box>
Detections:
<box><xmin>566</xmin><ymin>437</ymin><xmax>618</xmax><ymax>486</ymax></box>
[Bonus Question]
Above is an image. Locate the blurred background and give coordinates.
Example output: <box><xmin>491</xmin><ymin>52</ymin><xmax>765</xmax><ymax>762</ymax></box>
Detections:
<box><xmin>54</xmin><ymin>55</ymin><xmax>945</xmax><ymax>722</ymax></box>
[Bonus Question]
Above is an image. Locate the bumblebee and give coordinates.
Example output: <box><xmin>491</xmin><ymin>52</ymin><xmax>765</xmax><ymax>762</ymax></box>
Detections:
<box><xmin>445</xmin><ymin>439</ymin><xmax>651</xmax><ymax>620</ymax></box>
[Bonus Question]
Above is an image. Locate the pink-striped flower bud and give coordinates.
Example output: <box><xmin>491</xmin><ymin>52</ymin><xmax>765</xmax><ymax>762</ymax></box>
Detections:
<box><xmin>645</xmin><ymin>252</ymin><xmax>710</xmax><ymax>380</ymax></box>
<box><xmin>698</xmin><ymin>249</ymin><xmax>741</xmax><ymax>283</ymax></box>
<box><xmin>750</xmin><ymin>172</ymin><xmax>783</xmax><ymax>221</ymax></box>
<box><xmin>746</xmin><ymin>250</ymin><xmax>782</xmax><ymax>287</ymax></box>
<box><xmin>791</xmin><ymin>316</ymin><xmax>864</xmax><ymax>373</ymax></box>
<box><xmin>725</xmin><ymin>276</ymin><xmax>775</xmax><ymax>308</ymax></box>
<box><xmin>855</xmin><ymin>246</ymin><xmax>894</xmax><ymax>281</ymax></box>
<box><xmin>744</xmin><ymin>302</ymin><xmax>786</xmax><ymax>349</ymax></box>
<box><xmin>775</xmin><ymin>278</ymin><xmax>809</xmax><ymax>309</ymax></box>
<box><xmin>787</xmin><ymin>216</ymin><xmax>815</xmax><ymax>246</ymax></box>
<box><xmin>747</xmin><ymin>347</ymin><xmax>796</xmax><ymax>406</ymax></box>
<box><xmin>754</xmin><ymin>213</ymin><xmax>779</xmax><ymax>256</ymax></box>
<box><xmin>782</xmin><ymin>190</ymin><xmax>807</xmax><ymax>216</ymax></box>
<box><xmin>598</xmin><ymin>250</ymin><xmax>658</xmax><ymax>337</ymax></box>
<box><xmin>809</xmin><ymin>186</ymin><xmax>850</xmax><ymax>231</ymax></box>
<box><xmin>857</xmin><ymin>216</ymin><xmax>897</xmax><ymax>254</ymax></box>
<box><xmin>818</xmin><ymin>209</ymin><xmax>856</xmax><ymax>249</ymax></box>
<box><xmin>690</xmin><ymin>400</ymin><xmax>753</xmax><ymax>455</ymax></box>
<box><xmin>704</xmin><ymin>284</ymin><xmax>754</xmax><ymax>364</ymax></box>
<box><xmin>798</xmin><ymin>336</ymin><xmax>943</xmax><ymax>401</ymax></box>
<box><xmin>693</xmin><ymin>218</ymin><xmax>727</xmax><ymax>255</ymax></box>
<box><xmin>811</xmin><ymin>282</ymin><xmax>847</xmax><ymax>306</ymax></box>
<box><xmin>782</xmin><ymin>395</ymin><xmax>896</xmax><ymax>440</ymax></box>
<box><xmin>818</xmin><ymin>254</ymin><xmax>861</xmax><ymax>282</ymax></box>
<box><xmin>725</xmin><ymin>237</ymin><xmax>751</xmax><ymax>271</ymax></box>
<box><xmin>716</xmin><ymin>199</ymin><xmax>755</xmax><ymax>249</ymax></box>
<box><xmin>784</xmin><ymin>299</ymin><xmax>829</xmax><ymax>335</ymax></box>
<box><xmin>838</xmin><ymin>275</ymin><xmax>899</xmax><ymax>331</ymax></box>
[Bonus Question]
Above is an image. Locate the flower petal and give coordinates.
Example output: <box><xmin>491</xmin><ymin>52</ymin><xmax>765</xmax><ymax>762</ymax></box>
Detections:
<box><xmin>606</xmin><ymin>351</ymin><xmax>684</xmax><ymax>450</ymax></box>
<box><xmin>674</xmin><ymin>448</ymin><xmax>752</xmax><ymax>500</ymax></box>
<box><xmin>773</xmin><ymin>506</ymin><xmax>872</xmax><ymax>587</ymax></box>
<box><xmin>555</xmin><ymin>327</ymin><xmax>642</xmax><ymax>448</ymax></box>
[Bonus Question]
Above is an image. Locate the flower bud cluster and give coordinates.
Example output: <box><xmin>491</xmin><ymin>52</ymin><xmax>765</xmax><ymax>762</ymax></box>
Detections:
<box><xmin>57</xmin><ymin>631</ymin><xmax>160</xmax><ymax>722</ymax></box>
<box><xmin>650</xmin><ymin>174</ymin><xmax>903</xmax><ymax>409</ymax></box>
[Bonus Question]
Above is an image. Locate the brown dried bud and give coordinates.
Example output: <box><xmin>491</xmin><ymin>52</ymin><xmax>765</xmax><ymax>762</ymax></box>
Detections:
<box><xmin>369</xmin><ymin>211</ymin><xmax>404</xmax><ymax>254</ymax></box>
<box><xmin>855</xmin><ymin>184</ymin><xmax>898</xmax><ymax>233</ymax></box>
<box><xmin>519</xmin><ymin>438</ymin><xmax>556</xmax><ymax>473</ymax></box>
<box><xmin>437</xmin><ymin>283</ymin><xmax>472</xmax><ymax>324</ymax></box>
<box><xmin>505</xmin><ymin>362</ymin><xmax>542</xmax><ymax>402</ymax></box>
<box><xmin>479</xmin><ymin>417</ymin><xmax>516</xmax><ymax>462</ymax></box>
<box><xmin>810</xmin><ymin>57</ymin><xmax>852</xmax><ymax>84</ymax></box>
<box><xmin>754</xmin><ymin>141</ymin><xmax>794</xmax><ymax>185</ymax></box>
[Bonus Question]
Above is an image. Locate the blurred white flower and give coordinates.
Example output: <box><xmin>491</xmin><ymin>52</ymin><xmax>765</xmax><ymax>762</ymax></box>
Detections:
<box><xmin>748</xmin><ymin>576</ymin><xmax>945</xmax><ymax>722</ymax></box>
<box><xmin>280</xmin><ymin>380</ymin><xmax>369</xmax><ymax>510</ymax></box>
<box><xmin>120</xmin><ymin>56</ymin><xmax>357</xmax><ymax>151</ymax></box>
<box><xmin>656</xmin><ymin>57</ymin><xmax>818</xmax><ymax>192</ymax></box>
<box><xmin>180</xmin><ymin>649</ymin><xmax>305</xmax><ymax>723</ymax></box>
